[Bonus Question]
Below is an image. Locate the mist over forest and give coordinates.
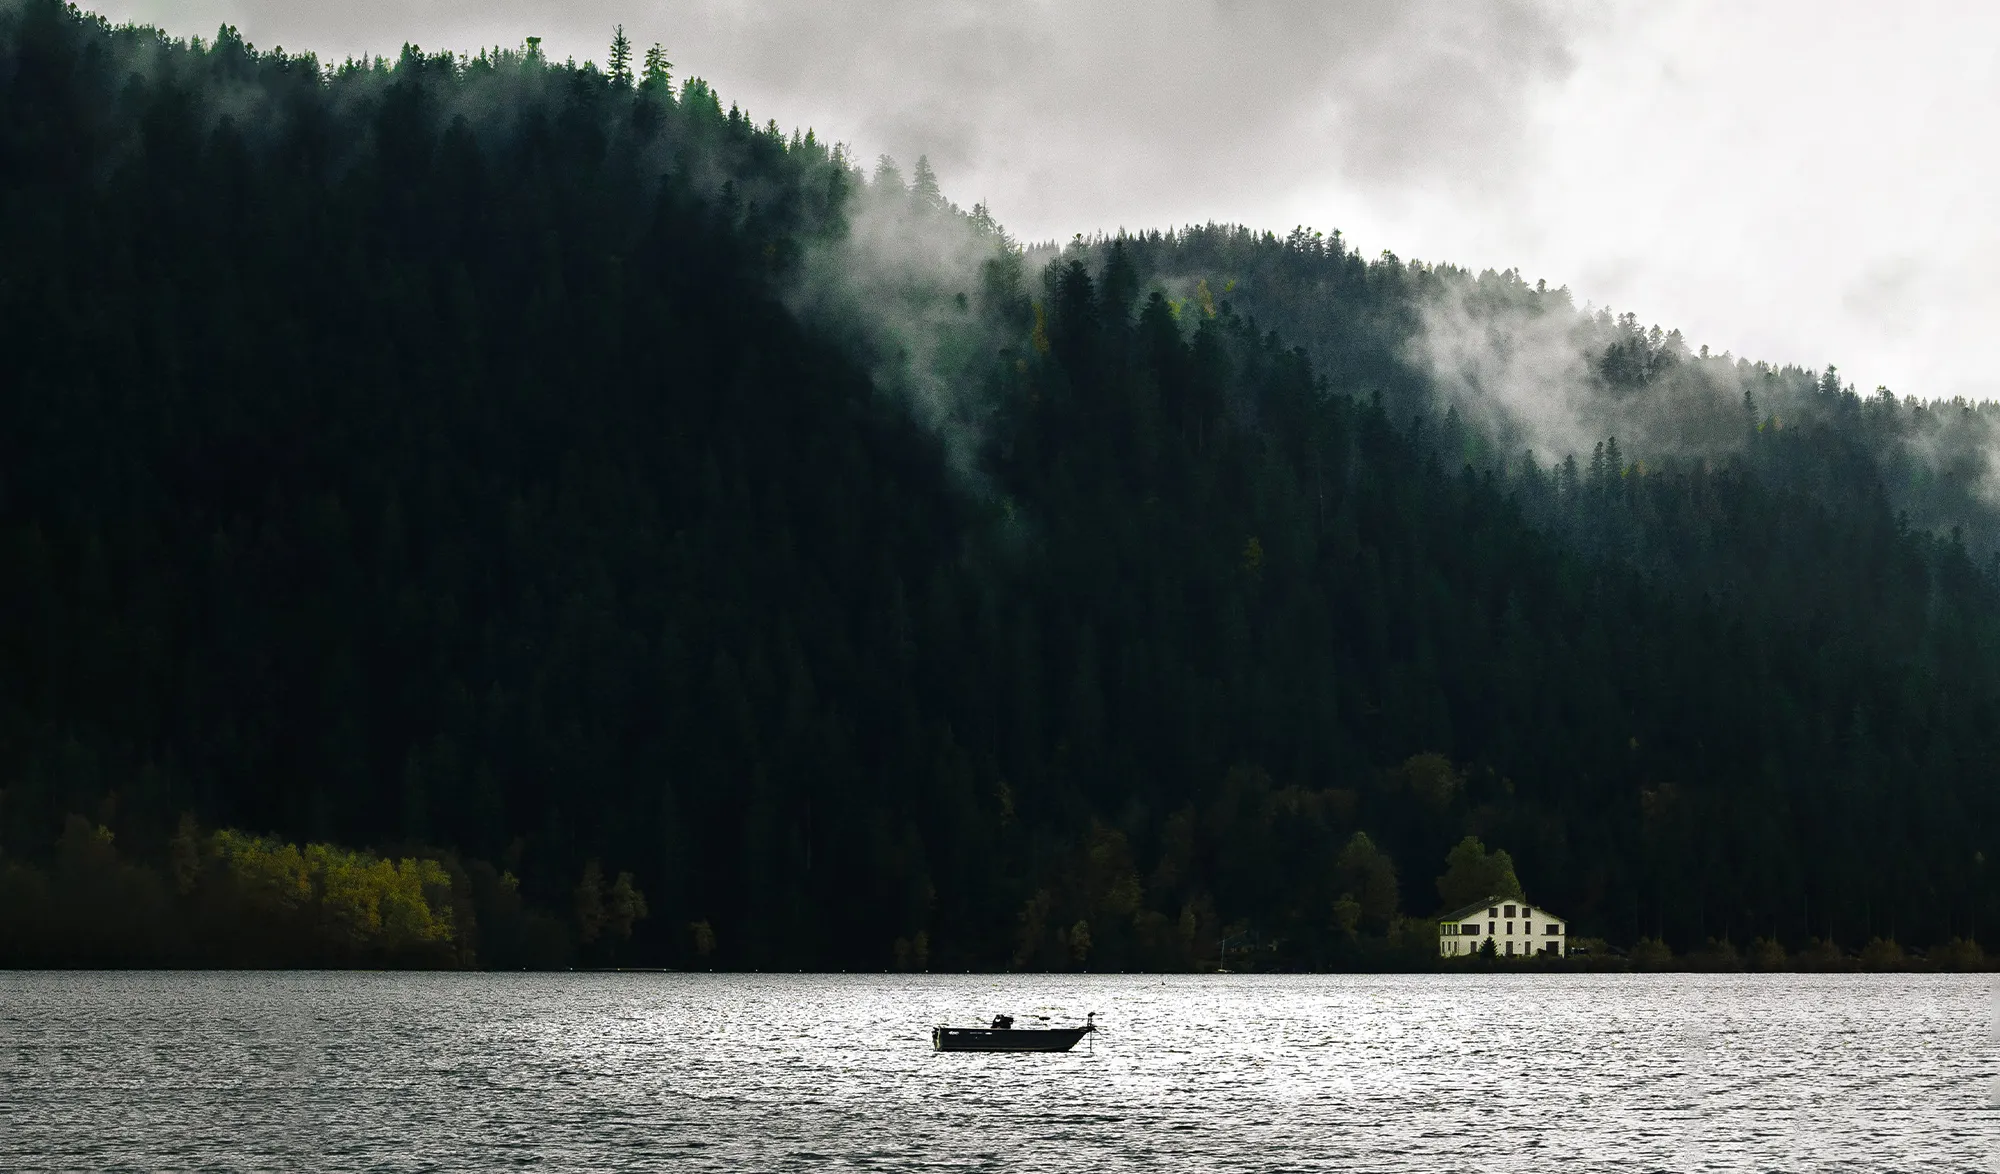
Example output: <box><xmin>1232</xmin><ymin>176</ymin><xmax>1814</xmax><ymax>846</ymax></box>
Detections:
<box><xmin>2</xmin><ymin>2</ymin><xmax>1997</xmax><ymax>972</ymax></box>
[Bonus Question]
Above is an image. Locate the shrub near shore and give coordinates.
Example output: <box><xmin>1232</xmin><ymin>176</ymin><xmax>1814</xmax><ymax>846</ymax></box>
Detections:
<box><xmin>0</xmin><ymin>814</ymin><xmax>645</xmax><ymax>968</ymax></box>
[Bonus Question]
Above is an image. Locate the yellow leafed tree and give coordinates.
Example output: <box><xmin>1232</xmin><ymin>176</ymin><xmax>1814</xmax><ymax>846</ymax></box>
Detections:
<box><xmin>208</xmin><ymin>829</ymin><xmax>454</xmax><ymax>953</ymax></box>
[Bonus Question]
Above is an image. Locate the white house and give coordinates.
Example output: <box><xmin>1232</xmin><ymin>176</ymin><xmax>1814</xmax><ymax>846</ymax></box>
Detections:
<box><xmin>1438</xmin><ymin>896</ymin><xmax>1566</xmax><ymax>958</ymax></box>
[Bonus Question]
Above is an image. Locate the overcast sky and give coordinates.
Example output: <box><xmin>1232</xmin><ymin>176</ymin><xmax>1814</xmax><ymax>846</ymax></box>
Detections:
<box><xmin>96</xmin><ymin>0</ymin><xmax>2000</xmax><ymax>402</ymax></box>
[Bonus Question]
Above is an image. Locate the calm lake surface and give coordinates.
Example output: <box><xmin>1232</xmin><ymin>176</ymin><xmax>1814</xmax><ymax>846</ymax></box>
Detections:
<box><xmin>0</xmin><ymin>971</ymin><xmax>1991</xmax><ymax>1171</ymax></box>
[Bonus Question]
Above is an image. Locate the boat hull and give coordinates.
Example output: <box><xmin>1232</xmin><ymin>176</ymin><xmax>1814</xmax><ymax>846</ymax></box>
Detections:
<box><xmin>932</xmin><ymin>1026</ymin><xmax>1091</xmax><ymax>1053</ymax></box>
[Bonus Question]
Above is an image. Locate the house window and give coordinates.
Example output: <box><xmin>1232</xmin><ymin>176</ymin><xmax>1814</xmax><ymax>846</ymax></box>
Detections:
<box><xmin>1488</xmin><ymin>906</ymin><xmax>1499</xmax><ymax>918</ymax></box>
<box><xmin>1547</xmin><ymin>925</ymin><xmax>1560</xmax><ymax>935</ymax></box>
<box><xmin>1505</xmin><ymin>922</ymin><xmax>1513</xmax><ymax>935</ymax></box>
<box><xmin>1488</xmin><ymin>922</ymin><xmax>1495</xmax><ymax>935</ymax></box>
<box><xmin>1462</xmin><ymin>924</ymin><xmax>1480</xmax><ymax>935</ymax></box>
<box><xmin>1504</xmin><ymin>904</ymin><xmax>1517</xmax><ymax>918</ymax></box>
<box><xmin>1505</xmin><ymin>941</ymin><xmax>1514</xmax><ymax>956</ymax></box>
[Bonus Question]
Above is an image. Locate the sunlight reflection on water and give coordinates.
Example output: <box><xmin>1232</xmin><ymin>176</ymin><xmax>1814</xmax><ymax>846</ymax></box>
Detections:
<box><xmin>0</xmin><ymin>971</ymin><xmax>1991</xmax><ymax>1170</ymax></box>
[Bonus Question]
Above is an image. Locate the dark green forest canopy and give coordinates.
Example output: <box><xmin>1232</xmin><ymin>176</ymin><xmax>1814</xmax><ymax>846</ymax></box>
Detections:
<box><xmin>2</xmin><ymin>2</ymin><xmax>1997</xmax><ymax>970</ymax></box>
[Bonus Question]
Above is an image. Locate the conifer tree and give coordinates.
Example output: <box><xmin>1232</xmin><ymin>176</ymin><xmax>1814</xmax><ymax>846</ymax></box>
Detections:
<box><xmin>911</xmin><ymin>155</ymin><xmax>943</xmax><ymax>209</ymax></box>
<box><xmin>872</xmin><ymin>154</ymin><xmax>904</xmax><ymax>191</ymax></box>
<box><xmin>575</xmin><ymin>860</ymin><xmax>607</xmax><ymax>945</ymax></box>
<box><xmin>607</xmin><ymin>25</ymin><xmax>632</xmax><ymax>88</ymax></box>
<box><xmin>641</xmin><ymin>43</ymin><xmax>672</xmax><ymax>93</ymax></box>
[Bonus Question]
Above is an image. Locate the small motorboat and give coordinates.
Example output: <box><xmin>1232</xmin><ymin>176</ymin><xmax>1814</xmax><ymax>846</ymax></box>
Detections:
<box><xmin>932</xmin><ymin>1012</ymin><xmax>1096</xmax><ymax>1053</ymax></box>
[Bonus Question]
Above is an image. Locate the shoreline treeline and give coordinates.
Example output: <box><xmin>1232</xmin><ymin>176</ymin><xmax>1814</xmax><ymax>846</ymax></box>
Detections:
<box><xmin>9</xmin><ymin>814</ymin><xmax>1982</xmax><ymax>971</ymax></box>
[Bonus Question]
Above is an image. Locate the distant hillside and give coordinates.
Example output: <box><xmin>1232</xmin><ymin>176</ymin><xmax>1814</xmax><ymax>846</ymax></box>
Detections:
<box><xmin>1</xmin><ymin>2</ymin><xmax>1994</xmax><ymax>970</ymax></box>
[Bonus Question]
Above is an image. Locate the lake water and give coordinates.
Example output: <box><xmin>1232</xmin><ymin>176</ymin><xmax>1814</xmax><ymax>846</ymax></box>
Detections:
<box><xmin>0</xmin><ymin>971</ymin><xmax>1991</xmax><ymax>1171</ymax></box>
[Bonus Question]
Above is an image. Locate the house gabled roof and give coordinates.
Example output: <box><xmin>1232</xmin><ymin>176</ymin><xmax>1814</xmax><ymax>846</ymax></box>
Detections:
<box><xmin>1436</xmin><ymin>895</ymin><xmax>1536</xmax><ymax>923</ymax></box>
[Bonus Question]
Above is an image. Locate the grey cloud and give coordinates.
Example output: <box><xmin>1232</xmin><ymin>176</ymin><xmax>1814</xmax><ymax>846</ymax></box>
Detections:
<box><xmin>687</xmin><ymin>0</ymin><xmax>1580</xmax><ymax>217</ymax></box>
<box><xmin>1326</xmin><ymin>3</ymin><xmax>1578</xmax><ymax>188</ymax></box>
<box><xmin>98</xmin><ymin>0</ymin><xmax>1582</xmax><ymax>236</ymax></box>
<box><xmin>1841</xmin><ymin>257</ymin><xmax>1924</xmax><ymax>331</ymax></box>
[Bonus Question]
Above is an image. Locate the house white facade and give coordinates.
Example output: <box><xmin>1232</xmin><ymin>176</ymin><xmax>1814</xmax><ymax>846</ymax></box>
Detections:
<box><xmin>1438</xmin><ymin>896</ymin><xmax>1566</xmax><ymax>958</ymax></box>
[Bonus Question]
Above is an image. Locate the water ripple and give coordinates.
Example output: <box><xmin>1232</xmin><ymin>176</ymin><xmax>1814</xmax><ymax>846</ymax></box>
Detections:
<box><xmin>0</xmin><ymin>972</ymin><xmax>1992</xmax><ymax>1171</ymax></box>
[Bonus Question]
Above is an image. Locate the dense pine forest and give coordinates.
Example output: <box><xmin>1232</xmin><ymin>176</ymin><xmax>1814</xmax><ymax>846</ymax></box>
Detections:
<box><xmin>2</xmin><ymin>1</ymin><xmax>1996</xmax><ymax>970</ymax></box>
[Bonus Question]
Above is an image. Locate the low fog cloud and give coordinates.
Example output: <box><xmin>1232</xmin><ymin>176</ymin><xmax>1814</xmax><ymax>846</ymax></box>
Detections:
<box><xmin>1406</xmin><ymin>274</ymin><xmax>1755</xmax><ymax>469</ymax></box>
<box><xmin>1409</xmin><ymin>279</ymin><xmax>1600</xmax><ymax>463</ymax></box>
<box><xmin>789</xmin><ymin>166</ymin><xmax>1015</xmax><ymax>492</ymax></box>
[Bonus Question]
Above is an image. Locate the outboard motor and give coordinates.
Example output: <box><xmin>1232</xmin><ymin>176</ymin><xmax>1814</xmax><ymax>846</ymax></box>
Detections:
<box><xmin>990</xmin><ymin>1014</ymin><xmax>1014</xmax><ymax>1030</ymax></box>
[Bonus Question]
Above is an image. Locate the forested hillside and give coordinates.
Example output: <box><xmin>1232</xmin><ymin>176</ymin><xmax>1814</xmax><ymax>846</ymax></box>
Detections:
<box><xmin>1</xmin><ymin>2</ymin><xmax>1995</xmax><ymax>970</ymax></box>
